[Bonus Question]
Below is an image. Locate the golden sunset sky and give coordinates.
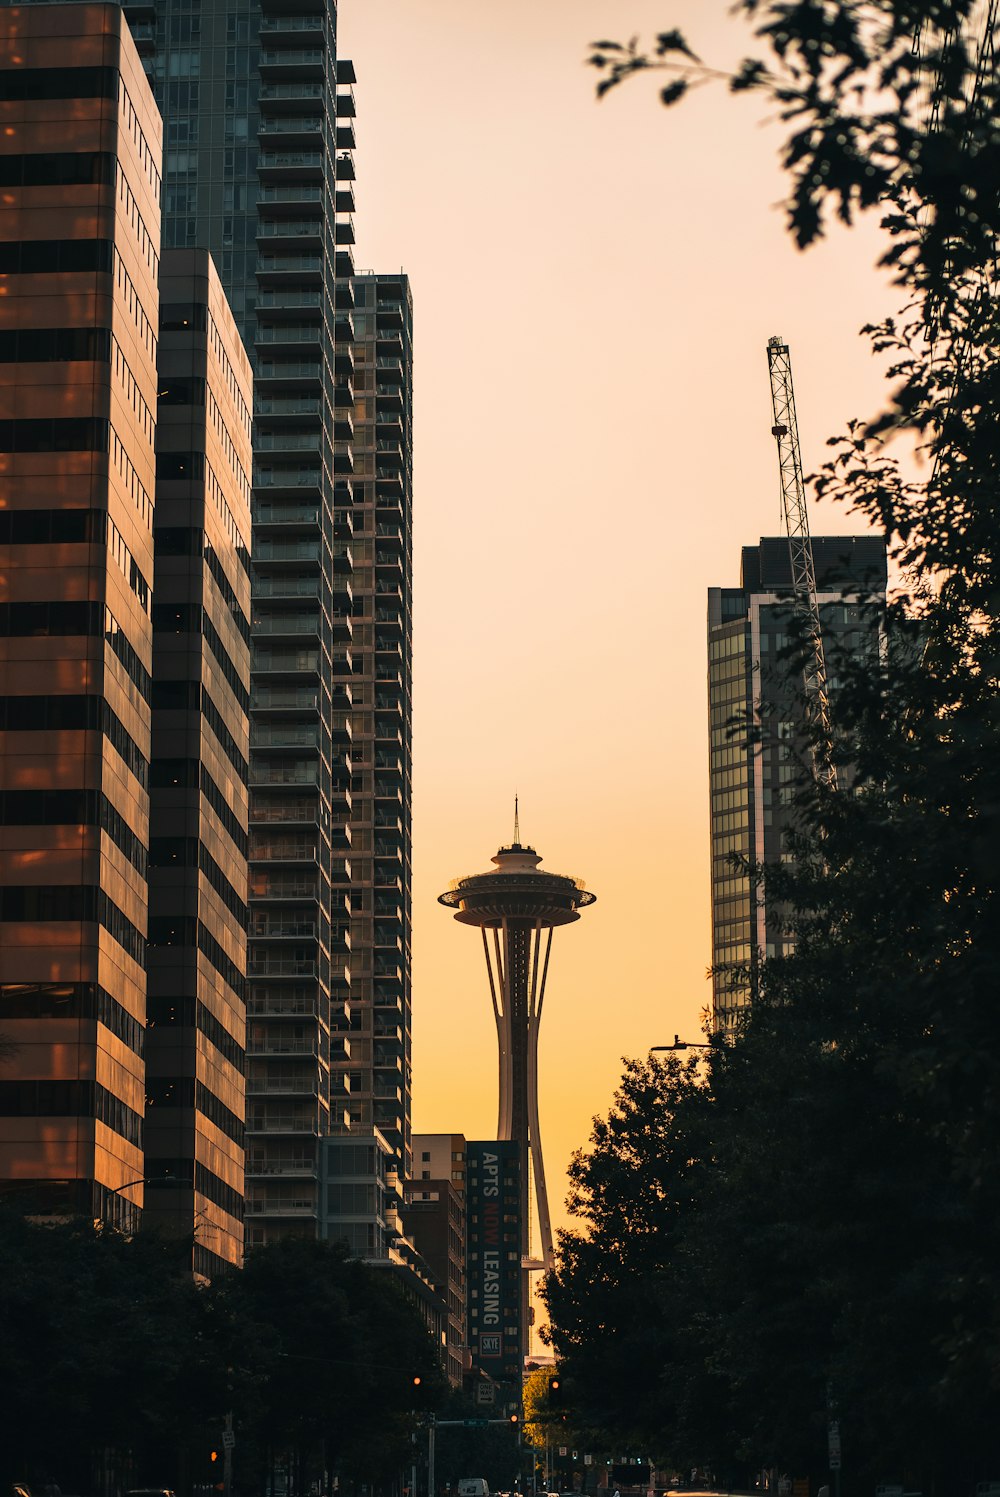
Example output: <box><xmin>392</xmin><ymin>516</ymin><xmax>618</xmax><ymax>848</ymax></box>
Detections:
<box><xmin>339</xmin><ymin>0</ymin><xmax>898</xmax><ymax>1244</ymax></box>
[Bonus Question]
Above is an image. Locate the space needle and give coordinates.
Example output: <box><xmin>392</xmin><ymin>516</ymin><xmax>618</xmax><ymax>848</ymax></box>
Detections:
<box><xmin>439</xmin><ymin>807</ymin><xmax>595</xmax><ymax>1328</ymax></box>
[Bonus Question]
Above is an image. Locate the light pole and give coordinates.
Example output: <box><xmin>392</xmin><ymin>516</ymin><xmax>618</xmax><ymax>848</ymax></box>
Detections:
<box><xmin>650</xmin><ymin>1036</ymin><xmax>717</xmax><ymax>1053</ymax></box>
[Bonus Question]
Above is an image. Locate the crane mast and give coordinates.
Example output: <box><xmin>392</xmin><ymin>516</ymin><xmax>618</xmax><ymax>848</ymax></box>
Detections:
<box><xmin>766</xmin><ymin>336</ymin><xmax>837</xmax><ymax>790</ymax></box>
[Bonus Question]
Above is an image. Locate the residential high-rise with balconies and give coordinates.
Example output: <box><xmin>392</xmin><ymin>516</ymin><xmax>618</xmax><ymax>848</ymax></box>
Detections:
<box><xmin>331</xmin><ymin>272</ymin><xmax>413</xmax><ymax>1179</ymax></box>
<box><xmin>0</xmin><ymin>2</ymin><xmax>161</xmax><ymax>1227</ymax></box>
<box><xmin>115</xmin><ymin>0</ymin><xmax>357</xmax><ymax>1244</ymax></box>
<box><xmin>707</xmin><ymin>535</ymin><xmax>887</xmax><ymax>1034</ymax></box>
<box><xmin>106</xmin><ymin>0</ymin><xmax>415</xmax><ymax>1239</ymax></box>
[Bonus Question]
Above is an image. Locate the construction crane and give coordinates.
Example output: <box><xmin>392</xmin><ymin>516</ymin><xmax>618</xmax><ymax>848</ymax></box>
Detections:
<box><xmin>766</xmin><ymin>335</ymin><xmax>837</xmax><ymax>791</ymax></box>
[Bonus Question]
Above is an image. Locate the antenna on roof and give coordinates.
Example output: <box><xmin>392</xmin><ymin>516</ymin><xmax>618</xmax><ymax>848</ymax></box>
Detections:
<box><xmin>514</xmin><ymin>794</ymin><xmax>520</xmax><ymax>846</ymax></box>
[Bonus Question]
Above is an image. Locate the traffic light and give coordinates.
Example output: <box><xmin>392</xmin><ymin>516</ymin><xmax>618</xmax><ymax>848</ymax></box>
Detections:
<box><xmin>210</xmin><ymin>1453</ymin><xmax>218</xmax><ymax>1464</ymax></box>
<box><xmin>509</xmin><ymin>1413</ymin><xmax>519</xmax><ymax>1424</ymax></box>
<box><xmin>412</xmin><ymin>1376</ymin><xmax>422</xmax><ymax>1387</ymax></box>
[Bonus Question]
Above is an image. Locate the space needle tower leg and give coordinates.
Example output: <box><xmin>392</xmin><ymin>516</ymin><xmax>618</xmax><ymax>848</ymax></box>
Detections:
<box><xmin>527</xmin><ymin>923</ymin><xmax>555</xmax><ymax>1269</ymax></box>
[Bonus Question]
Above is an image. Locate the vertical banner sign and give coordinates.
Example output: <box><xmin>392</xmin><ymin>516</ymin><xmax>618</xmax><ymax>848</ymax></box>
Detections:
<box><xmin>480</xmin><ymin>1147</ymin><xmax>502</xmax><ymax>1358</ymax></box>
<box><xmin>467</xmin><ymin>1140</ymin><xmax>520</xmax><ymax>1381</ymax></box>
<box><xmin>828</xmin><ymin>1421</ymin><xmax>842</xmax><ymax>1471</ymax></box>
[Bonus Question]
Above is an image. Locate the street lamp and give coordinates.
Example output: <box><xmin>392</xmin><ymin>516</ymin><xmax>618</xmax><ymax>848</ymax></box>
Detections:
<box><xmin>650</xmin><ymin>1035</ymin><xmax>717</xmax><ymax>1052</ymax></box>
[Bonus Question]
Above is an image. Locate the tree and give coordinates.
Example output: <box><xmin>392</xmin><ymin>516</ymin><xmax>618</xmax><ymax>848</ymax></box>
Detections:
<box><xmin>207</xmin><ymin>1237</ymin><xmax>447</xmax><ymax>1495</ymax></box>
<box><xmin>0</xmin><ymin>1217</ymin><xmax>448</xmax><ymax>1497</ymax></box>
<box><xmin>542</xmin><ymin>1057</ymin><xmax>731</xmax><ymax>1472</ymax></box>
<box><xmin>0</xmin><ymin>1211</ymin><xmax>218</xmax><ymax>1493</ymax></box>
<box><xmin>544</xmin><ymin>15</ymin><xmax>1000</xmax><ymax>1478</ymax></box>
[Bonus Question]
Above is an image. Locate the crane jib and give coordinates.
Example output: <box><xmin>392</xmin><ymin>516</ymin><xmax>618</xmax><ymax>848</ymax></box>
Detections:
<box><xmin>765</xmin><ymin>336</ymin><xmax>838</xmax><ymax>792</ymax></box>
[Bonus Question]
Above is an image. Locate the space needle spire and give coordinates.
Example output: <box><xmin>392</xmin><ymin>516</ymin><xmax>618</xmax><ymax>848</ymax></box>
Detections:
<box><xmin>439</xmin><ymin>824</ymin><xmax>595</xmax><ymax>1339</ymax></box>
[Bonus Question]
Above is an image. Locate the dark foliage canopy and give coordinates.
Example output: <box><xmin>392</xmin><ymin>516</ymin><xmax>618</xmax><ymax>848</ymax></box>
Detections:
<box><xmin>545</xmin><ymin>3</ymin><xmax>1000</xmax><ymax>1490</ymax></box>
<box><xmin>0</xmin><ymin>1220</ymin><xmax>445</xmax><ymax>1496</ymax></box>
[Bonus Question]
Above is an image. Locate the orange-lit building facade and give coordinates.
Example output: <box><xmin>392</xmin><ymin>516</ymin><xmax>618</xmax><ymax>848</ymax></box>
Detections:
<box><xmin>145</xmin><ymin>248</ymin><xmax>251</xmax><ymax>1272</ymax></box>
<box><xmin>0</xmin><ymin>4</ymin><xmax>161</xmax><ymax>1228</ymax></box>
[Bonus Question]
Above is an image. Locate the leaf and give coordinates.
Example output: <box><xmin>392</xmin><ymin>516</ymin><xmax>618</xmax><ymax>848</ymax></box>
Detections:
<box><xmin>660</xmin><ymin>79</ymin><xmax>689</xmax><ymax>108</ymax></box>
<box><xmin>655</xmin><ymin>28</ymin><xmax>699</xmax><ymax>61</ymax></box>
<box><xmin>731</xmin><ymin>56</ymin><xmax>769</xmax><ymax>92</ymax></box>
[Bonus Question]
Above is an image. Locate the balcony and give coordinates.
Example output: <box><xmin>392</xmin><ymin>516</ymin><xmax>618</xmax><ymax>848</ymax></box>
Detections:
<box><xmin>252</xmin><ymin>723</ymin><xmax>320</xmax><ymax>748</ymax></box>
<box><xmin>248</xmin><ymin>1036</ymin><xmax>322</xmax><ymax>1060</ymax></box>
<box><xmin>257</xmin><ymin>253</ymin><xmax>323</xmax><ymax>284</ymax></box>
<box><xmin>246</xmin><ymin>1157</ymin><xmax>318</xmax><ymax>1177</ymax></box>
<box><xmin>259</xmin><ymin>48</ymin><xmax>327</xmax><ymax>76</ymax></box>
<box><xmin>257</xmin><ymin>187</ymin><xmax>325</xmax><ymax>218</ymax></box>
<box><xmin>256</xmin><ymin>287</ymin><xmax>323</xmax><ymax>313</ymax></box>
<box><xmin>376</xmin><ymin>469</ymin><xmax>404</xmax><ymax>498</ymax></box>
<box><xmin>251</xmin><ymin>583</ymin><xmax>318</xmax><ymax>607</ymax></box>
<box><xmin>255</xmin><ymin>466</ymin><xmax>323</xmax><ymax>495</ymax></box>
<box><xmin>251</xmin><ymin>884</ymin><xmax>321</xmax><ymax>908</ymax></box>
<box><xmin>250</xmin><ymin>837</ymin><xmax>319</xmax><ymax>862</ymax></box>
<box><xmin>250</xmin><ymin>797</ymin><xmax>320</xmax><ymax>822</ymax></box>
<box><xmin>376</xmin><ymin>328</ymin><xmax>404</xmax><ymax>357</ymax></box>
<box><xmin>257</xmin><ymin>359</ymin><xmax>323</xmax><ymax>387</ymax></box>
<box><xmin>247</xmin><ymin>953</ymin><xmax>318</xmax><ymax>975</ymax></box>
<box><xmin>257</xmin><ymin>149</ymin><xmax>324</xmax><ymax>181</ymax></box>
<box><xmin>259</xmin><ymin>80</ymin><xmax>326</xmax><ymax>111</ymax></box>
<box><xmin>248</xmin><ymin>1067</ymin><xmax>323</xmax><ymax>1095</ymax></box>
<box><xmin>245</xmin><ymin>1115</ymin><xmax>320</xmax><ymax>1135</ymax></box>
<box><xmin>244</xmin><ymin>1199</ymin><xmax>316</xmax><ymax>1215</ymax></box>
<box><xmin>251</xmin><ymin>923</ymin><xmax>320</xmax><ymax>943</ymax></box>
<box><xmin>258</xmin><ymin>117</ymin><xmax>326</xmax><ymax>149</ymax></box>
<box><xmin>255</xmin><ymin>327</ymin><xmax>323</xmax><ymax>355</ymax></box>
<box><xmin>253</xmin><ymin>510</ymin><xmax>321</xmax><ymax>536</ymax></box>
<box><xmin>252</xmin><ymin>645</ymin><xmax>322</xmax><ymax>673</ymax></box>
<box><xmin>258</xmin><ymin>13</ymin><xmax>327</xmax><ymax>37</ymax></box>
<box><xmin>257</xmin><ymin>219</ymin><xmax>323</xmax><ymax>250</ymax></box>
<box><xmin>255</xmin><ymin>431</ymin><xmax>322</xmax><ymax>456</ymax></box>
<box><xmin>250</xmin><ymin>765</ymin><xmax>320</xmax><ymax>790</ymax></box>
<box><xmin>252</xmin><ymin>613</ymin><xmax>321</xmax><ymax>637</ymax></box>
<box><xmin>375</xmin><ymin>382</ymin><xmax>403</xmax><ymax>411</ymax></box>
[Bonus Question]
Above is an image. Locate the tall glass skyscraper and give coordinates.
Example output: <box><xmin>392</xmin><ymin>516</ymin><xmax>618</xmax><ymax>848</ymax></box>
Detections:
<box><xmin>707</xmin><ymin>536</ymin><xmax>887</xmax><ymax>1034</ymax></box>
<box><xmin>119</xmin><ymin>0</ymin><xmax>399</xmax><ymax>1238</ymax></box>
<box><xmin>0</xmin><ymin>2</ymin><xmax>162</xmax><ymax>1229</ymax></box>
<box><xmin>5</xmin><ymin>0</ymin><xmax>416</xmax><ymax>1247</ymax></box>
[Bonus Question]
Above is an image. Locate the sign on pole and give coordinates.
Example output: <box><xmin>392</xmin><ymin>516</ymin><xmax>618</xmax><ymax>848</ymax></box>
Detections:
<box><xmin>828</xmin><ymin>1421</ymin><xmax>842</xmax><ymax>1471</ymax></box>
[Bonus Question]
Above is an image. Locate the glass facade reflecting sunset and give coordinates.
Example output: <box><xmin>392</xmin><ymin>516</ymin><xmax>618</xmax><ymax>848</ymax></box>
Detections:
<box><xmin>707</xmin><ymin>536</ymin><xmax>887</xmax><ymax>1035</ymax></box>
<box><xmin>145</xmin><ymin>248</ymin><xmax>252</xmax><ymax>1273</ymax></box>
<box><xmin>0</xmin><ymin>3</ymin><xmax>161</xmax><ymax>1227</ymax></box>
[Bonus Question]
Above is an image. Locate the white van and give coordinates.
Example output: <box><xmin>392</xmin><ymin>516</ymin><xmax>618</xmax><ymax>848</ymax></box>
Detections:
<box><xmin>457</xmin><ymin>1481</ymin><xmax>489</xmax><ymax>1497</ymax></box>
